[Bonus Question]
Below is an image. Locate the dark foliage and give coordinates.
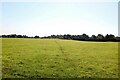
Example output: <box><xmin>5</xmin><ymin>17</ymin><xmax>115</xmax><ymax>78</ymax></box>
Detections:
<box><xmin>2</xmin><ymin>34</ymin><xmax>29</xmax><ymax>38</ymax></box>
<box><xmin>34</xmin><ymin>36</ymin><xmax>39</xmax><ymax>38</ymax></box>
<box><xmin>1</xmin><ymin>34</ymin><xmax>120</xmax><ymax>42</ymax></box>
<box><xmin>42</xmin><ymin>34</ymin><xmax>120</xmax><ymax>42</ymax></box>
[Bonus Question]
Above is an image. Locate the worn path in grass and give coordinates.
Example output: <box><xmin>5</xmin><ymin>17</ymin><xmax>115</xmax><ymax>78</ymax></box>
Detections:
<box><xmin>2</xmin><ymin>38</ymin><xmax>118</xmax><ymax>78</ymax></box>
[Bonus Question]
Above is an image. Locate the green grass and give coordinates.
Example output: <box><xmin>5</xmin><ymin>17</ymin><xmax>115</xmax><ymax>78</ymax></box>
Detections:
<box><xmin>2</xmin><ymin>38</ymin><xmax>118</xmax><ymax>78</ymax></box>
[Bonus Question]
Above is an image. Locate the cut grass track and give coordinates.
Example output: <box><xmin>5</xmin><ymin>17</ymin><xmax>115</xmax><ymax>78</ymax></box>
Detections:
<box><xmin>2</xmin><ymin>38</ymin><xmax>118</xmax><ymax>78</ymax></box>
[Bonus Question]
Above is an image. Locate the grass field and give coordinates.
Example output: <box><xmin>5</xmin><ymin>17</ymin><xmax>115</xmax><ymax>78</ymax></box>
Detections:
<box><xmin>2</xmin><ymin>38</ymin><xmax>118</xmax><ymax>78</ymax></box>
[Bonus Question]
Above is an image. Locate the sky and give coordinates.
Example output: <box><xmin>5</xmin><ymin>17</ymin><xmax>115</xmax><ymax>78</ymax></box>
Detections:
<box><xmin>1</xmin><ymin>1</ymin><xmax>119</xmax><ymax>37</ymax></box>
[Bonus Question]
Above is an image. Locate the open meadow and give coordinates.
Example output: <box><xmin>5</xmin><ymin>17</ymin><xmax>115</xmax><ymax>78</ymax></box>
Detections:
<box><xmin>2</xmin><ymin>38</ymin><xmax>118</xmax><ymax>78</ymax></box>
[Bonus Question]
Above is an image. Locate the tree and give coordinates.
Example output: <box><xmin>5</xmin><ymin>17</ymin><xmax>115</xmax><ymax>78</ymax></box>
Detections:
<box><xmin>96</xmin><ymin>34</ymin><xmax>104</xmax><ymax>41</ymax></box>
<box><xmin>10</xmin><ymin>34</ymin><xmax>17</xmax><ymax>38</ymax></box>
<box><xmin>34</xmin><ymin>35</ymin><xmax>39</xmax><ymax>38</ymax></box>
<box><xmin>66</xmin><ymin>34</ymin><xmax>72</xmax><ymax>39</ymax></box>
<box><xmin>105</xmin><ymin>34</ymin><xmax>115</xmax><ymax>41</ymax></box>
<box><xmin>89</xmin><ymin>35</ymin><xmax>96</xmax><ymax>41</ymax></box>
<box><xmin>17</xmin><ymin>35</ymin><xmax>23</xmax><ymax>38</ymax></box>
<box><xmin>2</xmin><ymin>35</ymin><xmax>7</xmax><ymax>38</ymax></box>
<box><xmin>81</xmin><ymin>33</ymin><xmax>89</xmax><ymax>40</ymax></box>
<box><xmin>51</xmin><ymin>35</ymin><xmax>56</xmax><ymax>38</ymax></box>
<box><xmin>23</xmin><ymin>35</ymin><xmax>28</xmax><ymax>38</ymax></box>
<box><xmin>115</xmin><ymin>36</ymin><xmax>120</xmax><ymax>41</ymax></box>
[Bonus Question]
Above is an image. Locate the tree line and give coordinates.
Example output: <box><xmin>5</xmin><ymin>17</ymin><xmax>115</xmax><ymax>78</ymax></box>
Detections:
<box><xmin>1</xmin><ymin>34</ymin><xmax>120</xmax><ymax>42</ymax></box>
<box><xmin>1</xmin><ymin>34</ymin><xmax>39</xmax><ymax>38</ymax></box>
<box><xmin>43</xmin><ymin>34</ymin><xmax>120</xmax><ymax>42</ymax></box>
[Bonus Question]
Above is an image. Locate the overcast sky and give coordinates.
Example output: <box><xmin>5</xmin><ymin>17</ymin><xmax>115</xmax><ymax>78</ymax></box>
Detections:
<box><xmin>1</xmin><ymin>1</ymin><xmax>118</xmax><ymax>37</ymax></box>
